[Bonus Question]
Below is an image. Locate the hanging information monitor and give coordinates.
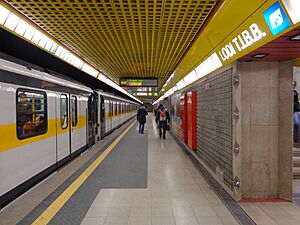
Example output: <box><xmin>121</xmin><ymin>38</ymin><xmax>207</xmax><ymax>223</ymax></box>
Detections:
<box><xmin>120</xmin><ymin>78</ymin><xmax>158</xmax><ymax>87</ymax></box>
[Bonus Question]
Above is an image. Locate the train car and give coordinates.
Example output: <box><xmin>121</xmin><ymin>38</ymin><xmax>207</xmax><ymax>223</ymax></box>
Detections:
<box><xmin>95</xmin><ymin>90</ymin><xmax>139</xmax><ymax>140</ymax></box>
<box><xmin>0</xmin><ymin>58</ymin><xmax>96</xmax><ymax>208</ymax></box>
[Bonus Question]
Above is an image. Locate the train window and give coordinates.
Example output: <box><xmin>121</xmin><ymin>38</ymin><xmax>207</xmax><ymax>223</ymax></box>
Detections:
<box><xmin>108</xmin><ymin>101</ymin><xmax>111</xmax><ymax>117</ymax></box>
<box><xmin>60</xmin><ymin>94</ymin><xmax>68</xmax><ymax>129</ymax></box>
<box><xmin>109</xmin><ymin>101</ymin><xmax>112</xmax><ymax>117</ymax></box>
<box><xmin>71</xmin><ymin>96</ymin><xmax>78</xmax><ymax>127</ymax></box>
<box><xmin>16</xmin><ymin>89</ymin><xmax>47</xmax><ymax>140</ymax></box>
<box><xmin>109</xmin><ymin>102</ymin><xmax>111</xmax><ymax>117</ymax></box>
<box><xmin>114</xmin><ymin>102</ymin><xmax>117</xmax><ymax>116</ymax></box>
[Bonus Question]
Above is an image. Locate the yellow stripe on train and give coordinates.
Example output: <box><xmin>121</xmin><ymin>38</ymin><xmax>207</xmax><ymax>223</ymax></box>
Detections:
<box><xmin>0</xmin><ymin>115</ymin><xmax>86</xmax><ymax>153</ymax></box>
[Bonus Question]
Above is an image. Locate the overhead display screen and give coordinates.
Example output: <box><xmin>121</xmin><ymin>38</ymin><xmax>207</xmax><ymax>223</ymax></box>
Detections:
<box><xmin>120</xmin><ymin>78</ymin><xmax>158</xmax><ymax>87</ymax></box>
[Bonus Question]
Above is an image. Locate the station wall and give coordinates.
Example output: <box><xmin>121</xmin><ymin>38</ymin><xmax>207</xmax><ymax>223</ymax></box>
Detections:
<box><xmin>169</xmin><ymin>60</ymin><xmax>294</xmax><ymax>201</ymax></box>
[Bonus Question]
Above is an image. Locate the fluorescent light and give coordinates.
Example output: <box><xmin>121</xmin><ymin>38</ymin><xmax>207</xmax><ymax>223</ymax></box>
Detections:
<box><xmin>183</xmin><ymin>70</ymin><xmax>198</xmax><ymax>86</ymax></box>
<box><xmin>289</xmin><ymin>33</ymin><xmax>300</xmax><ymax>41</ymax></box>
<box><xmin>211</xmin><ymin>52</ymin><xmax>222</xmax><ymax>68</ymax></box>
<box><xmin>252</xmin><ymin>53</ymin><xmax>269</xmax><ymax>58</ymax></box>
<box><xmin>282</xmin><ymin>0</ymin><xmax>300</xmax><ymax>24</ymax></box>
<box><xmin>195</xmin><ymin>64</ymin><xmax>203</xmax><ymax>78</ymax></box>
<box><xmin>160</xmin><ymin>52</ymin><xmax>223</xmax><ymax>99</ymax></box>
<box><xmin>14</xmin><ymin>19</ymin><xmax>29</xmax><ymax>35</ymax></box>
<box><xmin>176</xmin><ymin>79</ymin><xmax>186</xmax><ymax>90</ymax></box>
<box><xmin>54</xmin><ymin>46</ymin><xmax>63</xmax><ymax>57</ymax></box>
<box><xmin>82</xmin><ymin>63</ymin><xmax>98</xmax><ymax>77</ymax></box>
<box><xmin>23</xmin><ymin>25</ymin><xmax>36</xmax><ymax>40</ymax></box>
<box><xmin>31</xmin><ymin>30</ymin><xmax>43</xmax><ymax>44</ymax></box>
<box><xmin>59</xmin><ymin>48</ymin><xmax>68</xmax><ymax>59</ymax></box>
<box><xmin>38</xmin><ymin>35</ymin><xmax>49</xmax><ymax>48</ymax></box>
<box><xmin>98</xmin><ymin>73</ymin><xmax>108</xmax><ymax>83</ymax></box>
<box><xmin>50</xmin><ymin>42</ymin><xmax>58</xmax><ymax>53</ymax></box>
<box><xmin>44</xmin><ymin>39</ymin><xmax>54</xmax><ymax>50</ymax></box>
<box><xmin>136</xmin><ymin>92</ymin><xmax>148</xmax><ymax>96</ymax></box>
<box><xmin>0</xmin><ymin>5</ymin><xmax>10</xmax><ymax>25</ymax></box>
<box><xmin>71</xmin><ymin>57</ymin><xmax>83</xmax><ymax>68</ymax></box>
<box><xmin>207</xmin><ymin>55</ymin><xmax>217</xmax><ymax>71</ymax></box>
<box><xmin>106</xmin><ymin>79</ymin><xmax>115</xmax><ymax>87</ymax></box>
<box><xmin>4</xmin><ymin>13</ymin><xmax>20</xmax><ymax>31</ymax></box>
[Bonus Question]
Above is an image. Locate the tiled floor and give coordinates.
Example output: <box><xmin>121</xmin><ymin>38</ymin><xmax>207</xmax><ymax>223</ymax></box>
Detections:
<box><xmin>240</xmin><ymin>202</ymin><xmax>300</xmax><ymax>225</ymax></box>
<box><xmin>81</xmin><ymin>117</ymin><xmax>239</xmax><ymax>225</ymax></box>
<box><xmin>3</xmin><ymin>115</ymin><xmax>300</xmax><ymax>225</ymax></box>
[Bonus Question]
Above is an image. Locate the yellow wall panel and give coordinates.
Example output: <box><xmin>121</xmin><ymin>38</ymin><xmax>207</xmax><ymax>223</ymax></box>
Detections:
<box><xmin>167</xmin><ymin>0</ymin><xmax>296</xmax><ymax>93</ymax></box>
<box><xmin>205</xmin><ymin>0</ymin><xmax>268</xmax><ymax>46</ymax></box>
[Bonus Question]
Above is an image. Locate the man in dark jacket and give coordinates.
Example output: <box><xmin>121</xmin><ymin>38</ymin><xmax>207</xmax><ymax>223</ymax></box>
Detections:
<box><xmin>156</xmin><ymin>105</ymin><xmax>170</xmax><ymax>139</ymax></box>
<box><xmin>137</xmin><ymin>105</ymin><xmax>148</xmax><ymax>134</ymax></box>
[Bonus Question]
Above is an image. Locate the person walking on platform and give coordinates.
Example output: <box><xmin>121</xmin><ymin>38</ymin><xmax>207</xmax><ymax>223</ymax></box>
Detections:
<box><xmin>155</xmin><ymin>104</ymin><xmax>163</xmax><ymax>124</ymax></box>
<box><xmin>137</xmin><ymin>105</ymin><xmax>148</xmax><ymax>134</ymax></box>
<box><xmin>156</xmin><ymin>105</ymin><xmax>170</xmax><ymax>139</ymax></box>
<box><xmin>294</xmin><ymin>81</ymin><xmax>299</xmax><ymax>143</ymax></box>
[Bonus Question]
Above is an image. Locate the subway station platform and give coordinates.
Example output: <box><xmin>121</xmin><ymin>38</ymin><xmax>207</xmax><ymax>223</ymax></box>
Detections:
<box><xmin>1</xmin><ymin>115</ymin><xmax>300</xmax><ymax>225</ymax></box>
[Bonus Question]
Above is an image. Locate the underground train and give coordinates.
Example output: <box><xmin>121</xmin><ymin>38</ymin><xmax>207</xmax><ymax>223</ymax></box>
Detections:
<box><xmin>0</xmin><ymin>58</ymin><xmax>139</xmax><ymax>209</ymax></box>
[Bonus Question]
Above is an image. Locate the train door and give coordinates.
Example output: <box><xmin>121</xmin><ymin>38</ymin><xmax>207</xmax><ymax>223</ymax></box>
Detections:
<box><xmin>87</xmin><ymin>94</ymin><xmax>96</xmax><ymax>148</ymax></box>
<box><xmin>56</xmin><ymin>93</ymin><xmax>71</xmax><ymax>166</ymax></box>
<box><xmin>94</xmin><ymin>94</ymin><xmax>99</xmax><ymax>139</ymax></box>
<box><xmin>70</xmin><ymin>95</ymin><xmax>81</xmax><ymax>155</ymax></box>
<box><xmin>100</xmin><ymin>95</ymin><xmax>105</xmax><ymax>139</ymax></box>
<box><xmin>112</xmin><ymin>101</ymin><xmax>116</xmax><ymax>128</ymax></box>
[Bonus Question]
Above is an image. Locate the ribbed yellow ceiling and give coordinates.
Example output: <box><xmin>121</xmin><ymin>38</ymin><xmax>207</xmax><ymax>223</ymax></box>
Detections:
<box><xmin>6</xmin><ymin>0</ymin><xmax>217</xmax><ymax>89</ymax></box>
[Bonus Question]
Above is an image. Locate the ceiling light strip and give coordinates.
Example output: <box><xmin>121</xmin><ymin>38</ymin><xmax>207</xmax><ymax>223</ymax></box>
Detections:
<box><xmin>0</xmin><ymin>4</ymin><xmax>142</xmax><ymax>104</ymax></box>
<box><xmin>152</xmin><ymin>52</ymin><xmax>222</xmax><ymax>105</ymax></box>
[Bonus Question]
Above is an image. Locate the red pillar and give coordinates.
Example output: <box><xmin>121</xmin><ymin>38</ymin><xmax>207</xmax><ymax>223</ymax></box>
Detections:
<box><xmin>187</xmin><ymin>91</ymin><xmax>197</xmax><ymax>150</ymax></box>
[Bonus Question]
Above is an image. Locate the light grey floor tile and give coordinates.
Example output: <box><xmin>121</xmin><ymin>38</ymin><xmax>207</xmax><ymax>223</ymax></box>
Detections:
<box><xmin>151</xmin><ymin>216</ymin><xmax>175</xmax><ymax>225</ymax></box>
<box><xmin>128</xmin><ymin>216</ymin><xmax>151</xmax><ymax>225</ymax></box>
<box><xmin>104</xmin><ymin>215</ymin><xmax>128</xmax><ymax>225</ymax></box>
<box><xmin>174</xmin><ymin>215</ymin><xmax>199</xmax><ymax>225</ymax></box>
<box><xmin>130</xmin><ymin>207</ymin><xmax>151</xmax><ymax>217</ymax></box>
<box><xmin>107</xmin><ymin>206</ymin><xmax>131</xmax><ymax>217</ymax></box>
<box><xmin>192</xmin><ymin>204</ymin><xmax>217</xmax><ymax>217</ymax></box>
<box><xmin>271</xmin><ymin>215</ymin><xmax>300</xmax><ymax>225</ymax></box>
<box><xmin>196</xmin><ymin>216</ymin><xmax>223</xmax><ymax>225</ymax></box>
<box><xmin>172</xmin><ymin>205</ymin><xmax>195</xmax><ymax>217</ymax></box>
<box><xmin>250</xmin><ymin>215</ymin><xmax>278</xmax><ymax>225</ymax></box>
<box><xmin>81</xmin><ymin>216</ymin><xmax>106</xmax><ymax>225</ymax></box>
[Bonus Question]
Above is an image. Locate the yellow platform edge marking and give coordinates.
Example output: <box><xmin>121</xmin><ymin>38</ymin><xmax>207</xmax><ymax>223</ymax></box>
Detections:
<box><xmin>31</xmin><ymin>121</ymin><xmax>135</xmax><ymax>225</ymax></box>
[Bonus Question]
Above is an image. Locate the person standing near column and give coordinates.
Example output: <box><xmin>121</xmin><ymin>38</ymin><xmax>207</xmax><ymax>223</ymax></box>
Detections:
<box><xmin>137</xmin><ymin>105</ymin><xmax>148</xmax><ymax>134</ymax></box>
<box><xmin>294</xmin><ymin>81</ymin><xmax>299</xmax><ymax>143</ymax></box>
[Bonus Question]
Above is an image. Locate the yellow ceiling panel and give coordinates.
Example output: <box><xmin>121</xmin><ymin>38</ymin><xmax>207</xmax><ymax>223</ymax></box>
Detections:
<box><xmin>6</xmin><ymin>0</ymin><xmax>218</xmax><ymax>89</ymax></box>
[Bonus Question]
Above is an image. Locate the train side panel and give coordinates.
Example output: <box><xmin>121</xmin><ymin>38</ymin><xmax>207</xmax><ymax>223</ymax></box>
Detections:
<box><xmin>0</xmin><ymin>83</ymin><xmax>56</xmax><ymax>196</ymax></box>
